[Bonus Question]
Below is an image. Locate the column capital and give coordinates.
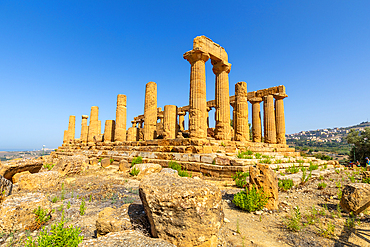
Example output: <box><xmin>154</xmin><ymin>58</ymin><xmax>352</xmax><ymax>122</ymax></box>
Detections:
<box><xmin>273</xmin><ymin>93</ymin><xmax>288</xmax><ymax>100</ymax></box>
<box><xmin>178</xmin><ymin>111</ymin><xmax>186</xmax><ymax>116</ymax></box>
<box><xmin>183</xmin><ymin>50</ymin><xmax>210</xmax><ymax>64</ymax></box>
<box><xmin>212</xmin><ymin>60</ymin><xmax>231</xmax><ymax>74</ymax></box>
<box><xmin>249</xmin><ymin>97</ymin><xmax>263</xmax><ymax>103</ymax></box>
<box><xmin>82</xmin><ymin>115</ymin><xmax>89</xmax><ymax>119</ymax></box>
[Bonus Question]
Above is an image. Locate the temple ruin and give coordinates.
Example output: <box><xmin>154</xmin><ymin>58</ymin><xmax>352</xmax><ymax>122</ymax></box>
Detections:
<box><xmin>58</xmin><ymin>36</ymin><xmax>293</xmax><ymax>178</ymax></box>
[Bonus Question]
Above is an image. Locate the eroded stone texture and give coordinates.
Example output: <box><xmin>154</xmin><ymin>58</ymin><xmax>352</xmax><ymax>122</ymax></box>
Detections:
<box><xmin>178</xmin><ymin>111</ymin><xmax>186</xmax><ymax>131</ymax></box>
<box><xmin>88</xmin><ymin>106</ymin><xmax>99</xmax><ymax>143</ymax></box>
<box><xmin>184</xmin><ymin>50</ymin><xmax>209</xmax><ymax>139</ymax></box>
<box><xmin>249</xmin><ymin>164</ymin><xmax>279</xmax><ymax>210</ymax></box>
<box><xmin>340</xmin><ymin>183</ymin><xmax>370</xmax><ymax>215</ymax></box>
<box><xmin>80</xmin><ymin>115</ymin><xmax>89</xmax><ymax>143</ymax></box>
<box><xmin>193</xmin><ymin>35</ymin><xmax>228</xmax><ymax>62</ymax></box>
<box><xmin>104</xmin><ymin>120</ymin><xmax>115</xmax><ymax>142</ymax></box>
<box><xmin>0</xmin><ymin>193</ymin><xmax>51</xmax><ymax>233</ymax></box>
<box><xmin>18</xmin><ymin>171</ymin><xmax>61</xmax><ymax>191</ymax></box>
<box><xmin>63</xmin><ymin>130</ymin><xmax>68</xmax><ymax>143</ymax></box>
<box><xmin>0</xmin><ymin>158</ymin><xmax>43</xmax><ymax>181</ymax></box>
<box><xmin>127</xmin><ymin>126</ymin><xmax>139</xmax><ymax>142</ymax></box>
<box><xmin>139</xmin><ymin>173</ymin><xmax>224</xmax><ymax>247</ymax></box>
<box><xmin>163</xmin><ymin>105</ymin><xmax>178</xmax><ymax>139</ymax></box>
<box><xmin>263</xmin><ymin>95</ymin><xmax>276</xmax><ymax>144</ymax></box>
<box><xmin>0</xmin><ymin>175</ymin><xmax>12</xmax><ymax>196</ymax></box>
<box><xmin>115</xmin><ymin>94</ymin><xmax>127</xmax><ymax>142</ymax></box>
<box><xmin>144</xmin><ymin>82</ymin><xmax>157</xmax><ymax>140</ymax></box>
<box><xmin>213</xmin><ymin>60</ymin><xmax>231</xmax><ymax>140</ymax></box>
<box><xmin>249</xmin><ymin>97</ymin><xmax>262</xmax><ymax>142</ymax></box>
<box><xmin>234</xmin><ymin>81</ymin><xmax>249</xmax><ymax>141</ymax></box>
<box><xmin>67</xmin><ymin>115</ymin><xmax>76</xmax><ymax>141</ymax></box>
<box><xmin>274</xmin><ymin>93</ymin><xmax>287</xmax><ymax>144</ymax></box>
<box><xmin>132</xmin><ymin>163</ymin><xmax>162</xmax><ymax>180</ymax></box>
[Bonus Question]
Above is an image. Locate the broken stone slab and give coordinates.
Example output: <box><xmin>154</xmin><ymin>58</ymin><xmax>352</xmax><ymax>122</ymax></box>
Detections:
<box><xmin>0</xmin><ymin>158</ymin><xmax>43</xmax><ymax>180</ymax></box>
<box><xmin>79</xmin><ymin>230</ymin><xmax>176</xmax><ymax>247</ymax></box>
<box><xmin>12</xmin><ymin>171</ymin><xmax>31</xmax><ymax>184</ymax></box>
<box><xmin>249</xmin><ymin>164</ymin><xmax>279</xmax><ymax>210</ymax></box>
<box><xmin>160</xmin><ymin>168</ymin><xmax>178</xmax><ymax>176</ymax></box>
<box><xmin>18</xmin><ymin>171</ymin><xmax>61</xmax><ymax>191</ymax></box>
<box><xmin>0</xmin><ymin>193</ymin><xmax>51</xmax><ymax>233</ymax></box>
<box><xmin>118</xmin><ymin>159</ymin><xmax>130</xmax><ymax>172</ymax></box>
<box><xmin>139</xmin><ymin>173</ymin><xmax>223</xmax><ymax>247</ymax></box>
<box><xmin>340</xmin><ymin>183</ymin><xmax>370</xmax><ymax>215</ymax></box>
<box><xmin>96</xmin><ymin>204</ymin><xmax>148</xmax><ymax>237</ymax></box>
<box><xmin>132</xmin><ymin>163</ymin><xmax>162</xmax><ymax>179</ymax></box>
<box><xmin>0</xmin><ymin>175</ymin><xmax>12</xmax><ymax>196</ymax></box>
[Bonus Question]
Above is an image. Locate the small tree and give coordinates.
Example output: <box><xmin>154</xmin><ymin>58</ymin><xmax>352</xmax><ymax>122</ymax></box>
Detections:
<box><xmin>346</xmin><ymin>127</ymin><xmax>370</xmax><ymax>164</ymax></box>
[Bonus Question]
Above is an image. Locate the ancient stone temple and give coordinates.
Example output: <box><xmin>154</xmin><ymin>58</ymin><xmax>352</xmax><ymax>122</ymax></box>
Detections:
<box><xmin>59</xmin><ymin>35</ymin><xmax>291</xmax><ymax>178</ymax></box>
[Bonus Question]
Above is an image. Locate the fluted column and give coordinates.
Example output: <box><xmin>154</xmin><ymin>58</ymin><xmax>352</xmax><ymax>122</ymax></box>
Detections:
<box><xmin>104</xmin><ymin>120</ymin><xmax>115</xmax><ymax>142</ymax></box>
<box><xmin>80</xmin><ymin>115</ymin><xmax>89</xmax><ymax>143</ymax></box>
<box><xmin>213</xmin><ymin>60</ymin><xmax>232</xmax><ymax>140</ymax></box>
<box><xmin>87</xmin><ymin>106</ymin><xmax>99</xmax><ymax>142</ymax></box>
<box><xmin>178</xmin><ymin>112</ymin><xmax>185</xmax><ymax>131</ymax></box>
<box><xmin>127</xmin><ymin>121</ymin><xmax>138</xmax><ymax>142</ymax></box>
<box><xmin>274</xmin><ymin>93</ymin><xmax>287</xmax><ymax>144</ymax></box>
<box><xmin>234</xmin><ymin>82</ymin><xmax>249</xmax><ymax>141</ymax></box>
<box><xmin>115</xmin><ymin>94</ymin><xmax>127</xmax><ymax>142</ymax></box>
<box><xmin>183</xmin><ymin>50</ymin><xmax>209</xmax><ymax>139</ymax></box>
<box><xmin>163</xmin><ymin>105</ymin><xmax>178</xmax><ymax>139</ymax></box>
<box><xmin>144</xmin><ymin>81</ymin><xmax>157</xmax><ymax>140</ymax></box>
<box><xmin>263</xmin><ymin>95</ymin><xmax>277</xmax><ymax>144</ymax></box>
<box><xmin>67</xmin><ymin>115</ymin><xmax>76</xmax><ymax>141</ymax></box>
<box><xmin>249</xmin><ymin>97</ymin><xmax>262</xmax><ymax>142</ymax></box>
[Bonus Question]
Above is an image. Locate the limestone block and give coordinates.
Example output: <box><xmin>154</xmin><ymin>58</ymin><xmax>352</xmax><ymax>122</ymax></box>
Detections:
<box><xmin>0</xmin><ymin>158</ymin><xmax>43</xmax><ymax>181</ymax></box>
<box><xmin>101</xmin><ymin>158</ymin><xmax>111</xmax><ymax>168</ymax></box>
<box><xmin>144</xmin><ymin>82</ymin><xmax>157</xmax><ymax>140</ymax></box>
<box><xmin>193</xmin><ymin>35</ymin><xmax>228</xmax><ymax>62</ymax></box>
<box><xmin>249</xmin><ymin>164</ymin><xmax>279</xmax><ymax>210</ymax></box>
<box><xmin>18</xmin><ymin>171</ymin><xmax>61</xmax><ymax>191</ymax></box>
<box><xmin>163</xmin><ymin>105</ymin><xmax>178</xmax><ymax>139</ymax></box>
<box><xmin>188</xmin><ymin>154</ymin><xmax>201</xmax><ymax>162</ymax></box>
<box><xmin>104</xmin><ymin>120</ymin><xmax>116</xmax><ymax>142</ymax></box>
<box><xmin>139</xmin><ymin>173</ymin><xmax>224</xmax><ymax>247</ymax></box>
<box><xmin>12</xmin><ymin>171</ymin><xmax>31</xmax><ymax>184</ymax></box>
<box><xmin>160</xmin><ymin>168</ymin><xmax>178</xmax><ymax>176</ymax></box>
<box><xmin>200</xmin><ymin>154</ymin><xmax>216</xmax><ymax>164</ymax></box>
<box><xmin>214</xmin><ymin>157</ymin><xmax>230</xmax><ymax>166</ymax></box>
<box><xmin>119</xmin><ymin>160</ymin><xmax>130</xmax><ymax>172</ymax></box>
<box><xmin>340</xmin><ymin>183</ymin><xmax>370</xmax><ymax>215</ymax></box>
<box><xmin>132</xmin><ymin>163</ymin><xmax>162</xmax><ymax>179</ymax></box>
<box><xmin>0</xmin><ymin>193</ymin><xmax>51</xmax><ymax>233</ymax></box>
<box><xmin>0</xmin><ymin>175</ymin><xmax>12</xmax><ymax>196</ymax></box>
<box><xmin>127</xmin><ymin>127</ymin><xmax>139</xmax><ymax>142</ymax></box>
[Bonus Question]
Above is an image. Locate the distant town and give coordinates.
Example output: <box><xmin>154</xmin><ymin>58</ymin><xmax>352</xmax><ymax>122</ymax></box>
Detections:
<box><xmin>0</xmin><ymin>149</ymin><xmax>53</xmax><ymax>161</ymax></box>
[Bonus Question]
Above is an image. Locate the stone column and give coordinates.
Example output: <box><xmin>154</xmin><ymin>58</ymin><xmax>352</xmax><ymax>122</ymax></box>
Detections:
<box><xmin>249</xmin><ymin>97</ymin><xmax>262</xmax><ymax>142</ymax></box>
<box><xmin>67</xmin><ymin>115</ymin><xmax>76</xmax><ymax>141</ymax></box>
<box><xmin>178</xmin><ymin>112</ymin><xmax>185</xmax><ymax>131</ymax></box>
<box><xmin>144</xmin><ymin>81</ymin><xmax>157</xmax><ymax>140</ymax></box>
<box><xmin>63</xmin><ymin>130</ymin><xmax>68</xmax><ymax>143</ymax></box>
<box><xmin>274</xmin><ymin>93</ymin><xmax>287</xmax><ymax>144</ymax></box>
<box><xmin>115</xmin><ymin>94</ymin><xmax>127</xmax><ymax>142</ymax></box>
<box><xmin>234</xmin><ymin>82</ymin><xmax>249</xmax><ymax>141</ymax></box>
<box><xmin>206</xmin><ymin>107</ymin><xmax>211</xmax><ymax>128</ymax></box>
<box><xmin>98</xmin><ymin>120</ymin><xmax>102</xmax><ymax>135</ymax></box>
<box><xmin>263</xmin><ymin>95</ymin><xmax>277</xmax><ymax>144</ymax></box>
<box><xmin>184</xmin><ymin>50</ymin><xmax>209</xmax><ymax>139</ymax></box>
<box><xmin>80</xmin><ymin>115</ymin><xmax>89</xmax><ymax>143</ymax></box>
<box><xmin>103</xmin><ymin>120</ymin><xmax>115</xmax><ymax>142</ymax></box>
<box><xmin>127</xmin><ymin>121</ymin><xmax>138</xmax><ymax>141</ymax></box>
<box><xmin>212</xmin><ymin>60</ymin><xmax>232</xmax><ymax>140</ymax></box>
<box><xmin>163</xmin><ymin>105</ymin><xmax>178</xmax><ymax>139</ymax></box>
<box><xmin>87</xmin><ymin>106</ymin><xmax>99</xmax><ymax>142</ymax></box>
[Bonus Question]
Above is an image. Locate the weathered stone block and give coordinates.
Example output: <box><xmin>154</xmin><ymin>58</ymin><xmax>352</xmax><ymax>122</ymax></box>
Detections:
<box><xmin>101</xmin><ymin>158</ymin><xmax>111</xmax><ymax>168</ymax></box>
<box><xmin>340</xmin><ymin>183</ymin><xmax>370</xmax><ymax>215</ymax></box>
<box><xmin>132</xmin><ymin>163</ymin><xmax>162</xmax><ymax>179</ymax></box>
<box><xmin>0</xmin><ymin>175</ymin><xmax>12</xmax><ymax>196</ymax></box>
<box><xmin>139</xmin><ymin>173</ymin><xmax>224</xmax><ymax>247</ymax></box>
<box><xmin>18</xmin><ymin>171</ymin><xmax>61</xmax><ymax>191</ymax></box>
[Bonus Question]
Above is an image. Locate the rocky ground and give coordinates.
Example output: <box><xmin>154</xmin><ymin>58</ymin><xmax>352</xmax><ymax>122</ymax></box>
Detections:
<box><xmin>1</xmin><ymin>161</ymin><xmax>370</xmax><ymax>246</ymax></box>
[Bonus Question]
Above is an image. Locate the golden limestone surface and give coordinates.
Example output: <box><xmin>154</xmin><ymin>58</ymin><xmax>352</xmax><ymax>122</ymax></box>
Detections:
<box><xmin>104</xmin><ymin>120</ymin><xmax>115</xmax><ymax>142</ymax></box>
<box><xmin>80</xmin><ymin>115</ymin><xmax>89</xmax><ymax>143</ymax></box>
<box><xmin>87</xmin><ymin>106</ymin><xmax>99</xmax><ymax>143</ymax></box>
<box><xmin>250</xmin><ymin>97</ymin><xmax>262</xmax><ymax>142</ymax></box>
<box><xmin>144</xmin><ymin>82</ymin><xmax>157</xmax><ymax>141</ymax></box>
<box><xmin>234</xmin><ymin>82</ymin><xmax>249</xmax><ymax>141</ymax></box>
<box><xmin>115</xmin><ymin>94</ymin><xmax>127</xmax><ymax>142</ymax></box>
<box><xmin>263</xmin><ymin>95</ymin><xmax>277</xmax><ymax>144</ymax></box>
<box><xmin>163</xmin><ymin>105</ymin><xmax>178</xmax><ymax>139</ymax></box>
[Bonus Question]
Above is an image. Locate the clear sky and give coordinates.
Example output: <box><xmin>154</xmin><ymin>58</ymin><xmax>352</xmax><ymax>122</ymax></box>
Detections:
<box><xmin>1</xmin><ymin>1</ymin><xmax>369</xmax><ymax>150</ymax></box>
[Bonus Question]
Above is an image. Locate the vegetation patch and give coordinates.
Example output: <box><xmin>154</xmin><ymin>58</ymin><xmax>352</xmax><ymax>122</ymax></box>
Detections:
<box><xmin>131</xmin><ymin>156</ymin><xmax>143</xmax><ymax>167</ymax></box>
<box><xmin>232</xmin><ymin>171</ymin><xmax>249</xmax><ymax>188</ymax></box>
<box><xmin>232</xmin><ymin>185</ymin><xmax>268</xmax><ymax>212</ymax></box>
<box><xmin>278</xmin><ymin>179</ymin><xmax>294</xmax><ymax>191</ymax></box>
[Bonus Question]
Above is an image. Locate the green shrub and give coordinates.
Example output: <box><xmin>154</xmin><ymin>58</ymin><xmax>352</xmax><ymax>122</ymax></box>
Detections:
<box><xmin>79</xmin><ymin>199</ymin><xmax>86</xmax><ymax>216</ymax></box>
<box><xmin>286</xmin><ymin>165</ymin><xmax>300</xmax><ymax>174</ymax></box>
<box><xmin>109</xmin><ymin>158</ymin><xmax>114</xmax><ymax>164</ymax></box>
<box><xmin>254</xmin><ymin>153</ymin><xmax>262</xmax><ymax>159</ymax></box>
<box><xmin>43</xmin><ymin>163</ymin><xmax>55</xmax><ymax>171</ymax></box>
<box><xmin>232</xmin><ymin>171</ymin><xmax>249</xmax><ymax>188</ymax></box>
<box><xmin>51</xmin><ymin>196</ymin><xmax>58</xmax><ymax>203</ymax></box>
<box><xmin>130</xmin><ymin>166</ymin><xmax>140</xmax><ymax>176</ymax></box>
<box><xmin>296</xmin><ymin>159</ymin><xmax>304</xmax><ymax>164</ymax></box>
<box><xmin>274</xmin><ymin>159</ymin><xmax>283</xmax><ymax>164</ymax></box>
<box><xmin>348</xmin><ymin>174</ymin><xmax>356</xmax><ymax>183</ymax></box>
<box><xmin>25</xmin><ymin>211</ymin><xmax>83</xmax><ymax>247</ymax></box>
<box><xmin>168</xmin><ymin>161</ymin><xmax>192</xmax><ymax>177</ymax></box>
<box><xmin>34</xmin><ymin>207</ymin><xmax>52</xmax><ymax>225</ymax></box>
<box><xmin>178</xmin><ymin>169</ymin><xmax>192</xmax><ymax>177</ymax></box>
<box><xmin>232</xmin><ymin>185</ymin><xmax>268</xmax><ymax>212</ymax></box>
<box><xmin>362</xmin><ymin>177</ymin><xmax>370</xmax><ymax>184</ymax></box>
<box><xmin>260</xmin><ymin>158</ymin><xmax>272</xmax><ymax>164</ymax></box>
<box><xmin>301</xmin><ymin>169</ymin><xmax>312</xmax><ymax>184</ymax></box>
<box><xmin>237</xmin><ymin>150</ymin><xmax>253</xmax><ymax>159</ymax></box>
<box><xmin>335</xmin><ymin>169</ymin><xmax>340</xmax><ymax>174</ymax></box>
<box><xmin>131</xmin><ymin>156</ymin><xmax>143</xmax><ymax>167</ymax></box>
<box><xmin>285</xmin><ymin>206</ymin><xmax>302</xmax><ymax>232</ymax></box>
<box><xmin>318</xmin><ymin>182</ymin><xmax>327</xmax><ymax>190</ymax></box>
<box><xmin>308</xmin><ymin>163</ymin><xmax>318</xmax><ymax>171</ymax></box>
<box><xmin>278</xmin><ymin>179</ymin><xmax>294</xmax><ymax>191</ymax></box>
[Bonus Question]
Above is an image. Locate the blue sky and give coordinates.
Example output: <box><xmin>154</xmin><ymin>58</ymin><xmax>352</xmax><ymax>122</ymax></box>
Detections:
<box><xmin>1</xmin><ymin>1</ymin><xmax>369</xmax><ymax>150</ymax></box>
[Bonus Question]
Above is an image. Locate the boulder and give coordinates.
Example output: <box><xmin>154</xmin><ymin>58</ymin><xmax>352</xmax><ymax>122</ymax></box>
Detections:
<box><xmin>52</xmin><ymin>155</ymin><xmax>89</xmax><ymax>176</ymax></box>
<box><xmin>0</xmin><ymin>158</ymin><xmax>43</xmax><ymax>180</ymax></box>
<box><xmin>0</xmin><ymin>175</ymin><xmax>13</xmax><ymax>196</ymax></box>
<box><xmin>12</xmin><ymin>171</ymin><xmax>31</xmax><ymax>184</ymax></box>
<box><xmin>101</xmin><ymin>158</ymin><xmax>111</xmax><ymax>168</ymax></box>
<box><xmin>96</xmin><ymin>204</ymin><xmax>148</xmax><ymax>236</ymax></box>
<box><xmin>340</xmin><ymin>183</ymin><xmax>370</xmax><ymax>215</ymax></box>
<box><xmin>119</xmin><ymin>159</ymin><xmax>131</xmax><ymax>172</ymax></box>
<box><xmin>132</xmin><ymin>163</ymin><xmax>162</xmax><ymax>179</ymax></box>
<box><xmin>139</xmin><ymin>173</ymin><xmax>223</xmax><ymax>247</ymax></box>
<box><xmin>79</xmin><ymin>230</ymin><xmax>175</xmax><ymax>247</ymax></box>
<box><xmin>0</xmin><ymin>193</ymin><xmax>51</xmax><ymax>233</ymax></box>
<box><xmin>249</xmin><ymin>164</ymin><xmax>279</xmax><ymax>210</ymax></box>
<box><xmin>18</xmin><ymin>171</ymin><xmax>61</xmax><ymax>191</ymax></box>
